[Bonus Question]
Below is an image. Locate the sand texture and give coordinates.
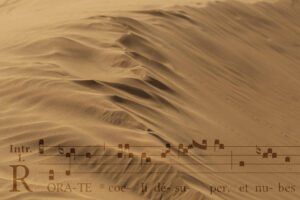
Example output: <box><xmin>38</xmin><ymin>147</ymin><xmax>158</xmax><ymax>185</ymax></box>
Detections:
<box><xmin>0</xmin><ymin>0</ymin><xmax>300</xmax><ymax>199</ymax></box>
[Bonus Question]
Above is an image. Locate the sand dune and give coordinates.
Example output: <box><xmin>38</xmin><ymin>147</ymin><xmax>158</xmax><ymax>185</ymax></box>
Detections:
<box><xmin>0</xmin><ymin>0</ymin><xmax>300</xmax><ymax>199</ymax></box>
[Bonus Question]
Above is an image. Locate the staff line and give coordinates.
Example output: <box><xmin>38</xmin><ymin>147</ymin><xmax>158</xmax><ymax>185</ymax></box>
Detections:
<box><xmin>38</xmin><ymin>154</ymin><xmax>300</xmax><ymax>157</ymax></box>
<box><xmin>39</xmin><ymin>171</ymin><xmax>300</xmax><ymax>174</ymax></box>
<box><xmin>41</xmin><ymin>145</ymin><xmax>300</xmax><ymax>148</ymax></box>
<box><xmin>38</xmin><ymin>162</ymin><xmax>300</xmax><ymax>166</ymax></box>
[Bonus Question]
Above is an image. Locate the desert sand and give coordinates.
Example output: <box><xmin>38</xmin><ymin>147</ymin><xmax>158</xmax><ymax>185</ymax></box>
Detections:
<box><xmin>0</xmin><ymin>0</ymin><xmax>300</xmax><ymax>199</ymax></box>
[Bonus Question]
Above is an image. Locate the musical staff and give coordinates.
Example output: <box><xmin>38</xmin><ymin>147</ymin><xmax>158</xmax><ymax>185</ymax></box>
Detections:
<box><xmin>38</xmin><ymin>138</ymin><xmax>300</xmax><ymax>179</ymax></box>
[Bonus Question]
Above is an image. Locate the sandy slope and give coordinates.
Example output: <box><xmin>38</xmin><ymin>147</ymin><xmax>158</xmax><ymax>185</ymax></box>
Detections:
<box><xmin>0</xmin><ymin>0</ymin><xmax>300</xmax><ymax>199</ymax></box>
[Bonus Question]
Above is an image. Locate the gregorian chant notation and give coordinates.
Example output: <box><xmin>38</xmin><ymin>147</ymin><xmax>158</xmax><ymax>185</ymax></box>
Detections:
<box><xmin>38</xmin><ymin>138</ymin><xmax>300</xmax><ymax>180</ymax></box>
